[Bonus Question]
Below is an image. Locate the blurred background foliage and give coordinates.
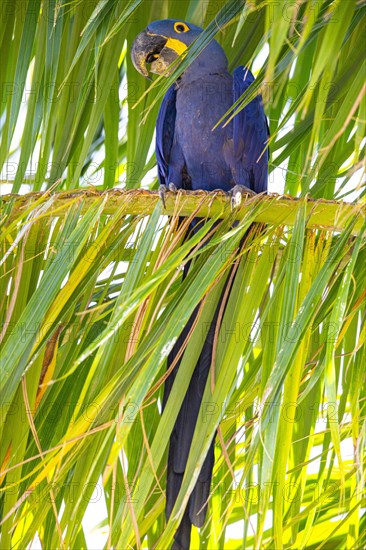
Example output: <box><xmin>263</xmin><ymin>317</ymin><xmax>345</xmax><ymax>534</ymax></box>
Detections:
<box><xmin>0</xmin><ymin>1</ymin><xmax>365</xmax><ymax>549</ymax></box>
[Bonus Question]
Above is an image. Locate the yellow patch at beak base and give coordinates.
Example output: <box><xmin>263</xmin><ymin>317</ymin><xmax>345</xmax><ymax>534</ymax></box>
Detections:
<box><xmin>165</xmin><ymin>38</ymin><xmax>187</xmax><ymax>56</ymax></box>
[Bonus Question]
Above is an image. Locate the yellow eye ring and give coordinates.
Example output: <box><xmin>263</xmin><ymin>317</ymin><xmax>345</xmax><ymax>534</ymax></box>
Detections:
<box><xmin>174</xmin><ymin>22</ymin><xmax>189</xmax><ymax>33</ymax></box>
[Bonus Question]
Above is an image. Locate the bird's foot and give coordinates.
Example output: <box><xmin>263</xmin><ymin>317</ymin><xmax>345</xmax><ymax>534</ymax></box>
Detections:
<box><xmin>159</xmin><ymin>184</ymin><xmax>167</xmax><ymax>209</ymax></box>
<box><xmin>229</xmin><ymin>185</ymin><xmax>256</xmax><ymax>210</ymax></box>
<box><xmin>159</xmin><ymin>183</ymin><xmax>178</xmax><ymax>209</ymax></box>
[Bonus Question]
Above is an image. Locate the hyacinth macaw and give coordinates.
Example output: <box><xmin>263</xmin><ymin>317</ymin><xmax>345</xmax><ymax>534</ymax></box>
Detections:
<box><xmin>131</xmin><ymin>19</ymin><xmax>268</xmax><ymax>549</ymax></box>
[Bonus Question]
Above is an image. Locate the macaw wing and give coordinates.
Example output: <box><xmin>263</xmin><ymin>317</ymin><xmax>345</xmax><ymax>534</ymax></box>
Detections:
<box><xmin>232</xmin><ymin>66</ymin><xmax>269</xmax><ymax>193</ymax></box>
<box><xmin>156</xmin><ymin>84</ymin><xmax>177</xmax><ymax>186</ymax></box>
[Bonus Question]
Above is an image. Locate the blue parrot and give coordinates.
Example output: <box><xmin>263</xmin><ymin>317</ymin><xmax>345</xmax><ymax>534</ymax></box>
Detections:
<box><xmin>131</xmin><ymin>19</ymin><xmax>268</xmax><ymax>549</ymax></box>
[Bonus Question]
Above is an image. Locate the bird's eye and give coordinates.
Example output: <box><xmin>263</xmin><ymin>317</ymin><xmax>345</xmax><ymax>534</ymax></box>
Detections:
<box><xmin>174</xmin><ymin>22</ymin><xmax>189</xmax><ymax>33</ymax></box>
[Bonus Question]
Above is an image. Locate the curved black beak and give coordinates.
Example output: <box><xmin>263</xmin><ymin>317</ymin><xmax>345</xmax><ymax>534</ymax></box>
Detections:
<box><xmin>131</xmin><ymin>30</ymin><xmax>168</xmax><ymax>79</ymax></box>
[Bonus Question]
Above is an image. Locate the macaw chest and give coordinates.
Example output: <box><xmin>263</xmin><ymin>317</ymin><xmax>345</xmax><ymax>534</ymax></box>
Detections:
<box><xmin>174</xmin><ymin>75</ymin><xmax>235</xmax><ymax>188</ymax></box>
<box><xmin>175</xmin><ymin>76</ymin><xmax>233</xmax><ymax>146</ymax></box>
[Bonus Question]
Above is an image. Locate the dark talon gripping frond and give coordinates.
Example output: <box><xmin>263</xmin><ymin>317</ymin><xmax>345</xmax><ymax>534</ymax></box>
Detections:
<box><xmin>159</xmin><ymin>184</ymin><xmax>167</xmax><ymax>209</ymax></box>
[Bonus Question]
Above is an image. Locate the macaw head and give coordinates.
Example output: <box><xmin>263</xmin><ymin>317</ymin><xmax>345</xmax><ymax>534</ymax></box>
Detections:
<box><xmin>131</xmin><ymin>19</ymin><xmax>228</xmax><ymax>80</ymax></box>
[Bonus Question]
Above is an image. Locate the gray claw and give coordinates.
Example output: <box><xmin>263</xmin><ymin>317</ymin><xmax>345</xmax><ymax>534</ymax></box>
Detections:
<box><xmin>159</xmin><ymin>184</ymin><xmax>167</xmax><ymax>209</ymax></box>
<box><xmin>168</xmin><ymin>182</ymin><xmax>178</xmax><ymax>193</ymax></box>
<box><xmin>229</xmin><ymin>185</ymin><xmax>255</xmax><ymax>210</ymax></box>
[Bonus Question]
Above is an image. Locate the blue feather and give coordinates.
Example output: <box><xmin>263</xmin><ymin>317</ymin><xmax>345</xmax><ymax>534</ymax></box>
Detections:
<box><xmin>155</xmin><ymin>67</ymin><xmax>268</xmax><ymax>194</ymax></box>
<box><xmin>232</xmin><ymin>66</ymin><xmax>269</xmax><ymax>193</ymax></box>
<box><xmin>156</xmin><ymin>84</ymin><xmax>177</xmax><ymax>186</ymax></box>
